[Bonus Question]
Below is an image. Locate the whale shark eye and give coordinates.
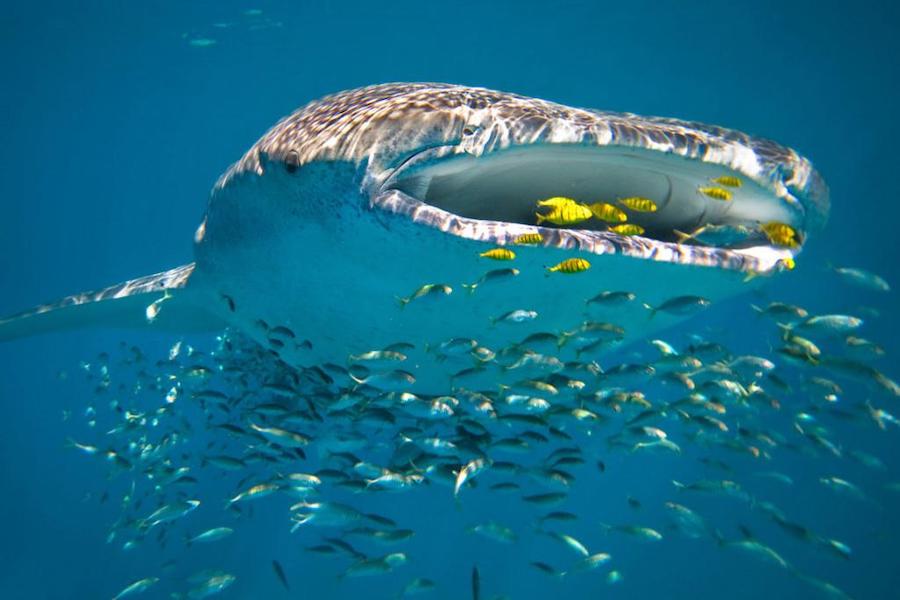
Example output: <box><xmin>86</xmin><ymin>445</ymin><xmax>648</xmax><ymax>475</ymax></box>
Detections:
<box><xmin>284</xmin><ymin>150</ymin><xmax>300</xmax><ymax>173</ymax></box>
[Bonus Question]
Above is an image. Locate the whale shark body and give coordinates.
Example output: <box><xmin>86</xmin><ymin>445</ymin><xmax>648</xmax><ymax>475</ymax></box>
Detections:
<box><xmin>0</xmin><ymin>83</ymin><xmax>828</xmax><ymax>390</ymax></box>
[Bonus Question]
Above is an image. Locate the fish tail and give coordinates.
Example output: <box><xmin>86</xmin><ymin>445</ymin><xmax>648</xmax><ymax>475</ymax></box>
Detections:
<box><xmin>673</xmin><ymin>229</ymin><xmax>693</xmax><ymax>244</ymax></box>
<box><xmin>462</xmin><ymin>283</ymin><xmax>477</xmax><ymax>295</ymax></box>
<box><xmin>535</xmin><ymin>212</ymin><xmax>546</xmax><ymax>224</ymax></box>
<box><xmin>395</xmin><ymin>296</ymin><xmax>409</xmax><ymax>310</ymax></box>
<box><xmin>642</xmin><ymin>303</ymin><xmax>657</xmax><ymax>320</ymax></box>
<box><xmin>775</xmin><ymin>322</ymin><xmax>793</xmax><ymax>339</ymax></box>
<box><xmin>290</xmin><ymin>515</ymin><xmax>310</xmax><ymax>533</ymax></box>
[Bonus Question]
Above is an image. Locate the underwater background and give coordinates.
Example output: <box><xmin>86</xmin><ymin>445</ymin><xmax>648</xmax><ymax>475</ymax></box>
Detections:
<box><xmin>1</xmin><ymin>1</ymin><xmax>899</xmax><ymax>598</ymax></box>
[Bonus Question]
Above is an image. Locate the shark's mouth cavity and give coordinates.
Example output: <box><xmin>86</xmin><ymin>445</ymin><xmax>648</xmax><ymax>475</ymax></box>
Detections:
<box><xmin>379</xmin><ymin>145</ymin><xmax>806</xmax><ymax>273</ymax></box>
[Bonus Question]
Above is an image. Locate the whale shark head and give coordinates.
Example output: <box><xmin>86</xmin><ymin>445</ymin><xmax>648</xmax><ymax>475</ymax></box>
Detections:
<box><xmin>208</xmin><ymin>83</ymin><xmax>827</xmax><ymax>274</ymax></box>
<box><xmin>0</xmin><ymin>83</ymin><xmax>828</xmax><ymax>391</ymax></box>
<box><xmin>184</xmin><ymin>83</ymin><xmax>828</xmax><ymax>387</ymax></box>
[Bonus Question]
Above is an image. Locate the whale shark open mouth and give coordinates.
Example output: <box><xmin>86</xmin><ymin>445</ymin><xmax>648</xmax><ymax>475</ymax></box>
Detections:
<box><xmin>376</xmin><ymin>144</ymin><xmax>805</xmax><ymax>273</ymax></box>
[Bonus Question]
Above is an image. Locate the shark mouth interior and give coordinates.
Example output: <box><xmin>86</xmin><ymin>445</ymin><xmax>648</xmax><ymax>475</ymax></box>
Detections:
<box><xmin>387</xmin><ymin>145</ymin><xmax>805</xmax><ymax>255</ymax></box>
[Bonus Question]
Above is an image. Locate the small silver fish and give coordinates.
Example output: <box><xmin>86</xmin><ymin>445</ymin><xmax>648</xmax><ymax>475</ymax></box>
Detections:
<box><xmin>350</xmin><ymin>370</ymin><xmax>416</xmax><ymax>391</ymax></box>
<box><xmin>112</xmin><ymin>577</ymin><xmax>159</xmax><ymax>600</ymax></box>
<box><xmin>831</xmin><ymin>266</ymin><xmax>890</xmax><ymax>292</ymax></box>
<box><xmin>187</xmin><ymin>527</ymin><xmax>234</xmax><ymax>545</ymax></box>
<box><xmin>645</xmin><ymin>296</ymin><xmax>711</xmax><ymax>317</ymax></box>
<box><xmin>796</xmin><ymin>314</ymin><xmax>863</xmax><ymax>334</ymax></box>
<box><xmin>397</xmin><ymin>284</ymin><xmax>453</xmax><ymax>308</ymax></box>
<box><xmin>491</xmin><ymin>309</ymin><xmax>538</xmax><ymax>325</ymax></box>
<box><xmin>464</xmin><ymin>268</ymin><xmax>520</xmax><ymax>293</ymax></box>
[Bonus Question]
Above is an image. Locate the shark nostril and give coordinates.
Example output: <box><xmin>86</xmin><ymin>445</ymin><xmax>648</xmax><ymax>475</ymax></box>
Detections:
<box><xmin>284</xmin><ymin>150</ymin><xmax>300</xmax><ymax>173</ymax></box>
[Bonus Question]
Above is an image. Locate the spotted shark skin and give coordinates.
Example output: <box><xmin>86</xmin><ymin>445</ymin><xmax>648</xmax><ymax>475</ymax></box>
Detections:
<box><xmin>0</xmin><ymin>83</ymin><xmax>828</xmax><ymax>350</ymax></box>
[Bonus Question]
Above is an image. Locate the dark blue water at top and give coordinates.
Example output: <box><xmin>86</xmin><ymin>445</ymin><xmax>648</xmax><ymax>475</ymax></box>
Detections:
<box><xmin>1</xmin><ymin>1</ymin><xmax>899</xmax><ymax>599</ymax></box>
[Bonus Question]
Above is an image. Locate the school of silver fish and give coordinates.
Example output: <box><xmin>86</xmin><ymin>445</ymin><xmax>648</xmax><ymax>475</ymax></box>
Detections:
<box><xmin>62</xmin><ymin>261</ymin><xmax>897</xmax><ymax>600</ymax></box>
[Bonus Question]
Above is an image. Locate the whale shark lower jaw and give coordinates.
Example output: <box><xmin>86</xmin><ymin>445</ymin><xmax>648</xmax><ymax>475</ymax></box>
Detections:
<box><xmin>373</xmin><ymin>143</ymin><xmax>804</xmax><ymax>274</ymax></box>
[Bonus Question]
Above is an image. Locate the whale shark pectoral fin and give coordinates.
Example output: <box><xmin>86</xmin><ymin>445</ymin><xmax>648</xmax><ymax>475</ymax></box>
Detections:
<box><xmin>0</xmin><ymin>263</ymin><xmax>225</xmax><ymax>341</ymax></box>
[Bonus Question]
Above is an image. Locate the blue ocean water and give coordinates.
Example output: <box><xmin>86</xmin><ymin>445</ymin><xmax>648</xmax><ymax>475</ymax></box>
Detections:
<box><xmin>1</xmin><ymin>1</ymin><xmax>899</xmax><ymax>598</ymax></box>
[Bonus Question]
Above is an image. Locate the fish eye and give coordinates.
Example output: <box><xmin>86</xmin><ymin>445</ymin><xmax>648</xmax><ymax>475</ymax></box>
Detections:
<box><xmin>462</xmin><ymin>125</ymin><xmax>478</xmax><ymax>137</ymax></box>
<box><xmin>284</xmin><ymin>150</ymin><xmax>300</xmax><ymax>173</ymax></box>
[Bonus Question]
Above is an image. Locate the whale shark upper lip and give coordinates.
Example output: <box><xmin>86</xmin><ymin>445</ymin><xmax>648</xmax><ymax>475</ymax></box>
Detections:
<box><xmin>373</xmin><ymin>142</ymin><xmax>801</xmax><ymax>274</ymax></box>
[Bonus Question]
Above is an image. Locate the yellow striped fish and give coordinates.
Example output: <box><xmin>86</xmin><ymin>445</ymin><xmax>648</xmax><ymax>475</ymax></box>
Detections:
<box><xmin>697</xmin><ymin>186</ymin><xmax>732</xmax><ymax>201</ymax></box>
<box><xmin>610</xmin><ymin>224</ymin><xmax>645</xmax><ymax>236</ymax></box>
<box><xmin>761</xmin><ymin>222</ymin><xmax>800</xmax><ymax>248</ymax></box>
<box><xmin>514</xmin><ymin>233</ymin><xmax>544</xmax><ymax>245</ymax></box>
<box><xmin>537</xmin><ymin>196</ymin><xmax>578</xmax><ymax>209</ymax></box>
<box><xmin>711</xmin><ymin>175</ymin><xmax>743</xmax><ymax>188</ymax></box>
<box><xmin>589</xmin><ymin>203</ymin><xmax>628</xmax><ymax>223</ymax></box>
<box><xmin>547</xmin><ymin>258</ymin><xmax>591</xmax><ymax>274</ymax></box>
<box><xmin>479</xmin><ymin>248</ymin><xmax>516</xmax><ymax>260</ymax></box>
<box><xmin>618</xmin><ymin>197</ymin><xmax>658</xmax><ymax>212</ymax></box>
<box><xmin>536</xmin><ymin>203</ymin><xmax>593</xmax><ymax>226</ymax></box>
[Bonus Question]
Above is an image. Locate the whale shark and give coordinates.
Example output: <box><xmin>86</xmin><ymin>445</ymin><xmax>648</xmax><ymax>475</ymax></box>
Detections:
<box><xmin>0</xmin><ymin>83</ymin><xmax>828</xmax><ymax>390</ymax></box>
